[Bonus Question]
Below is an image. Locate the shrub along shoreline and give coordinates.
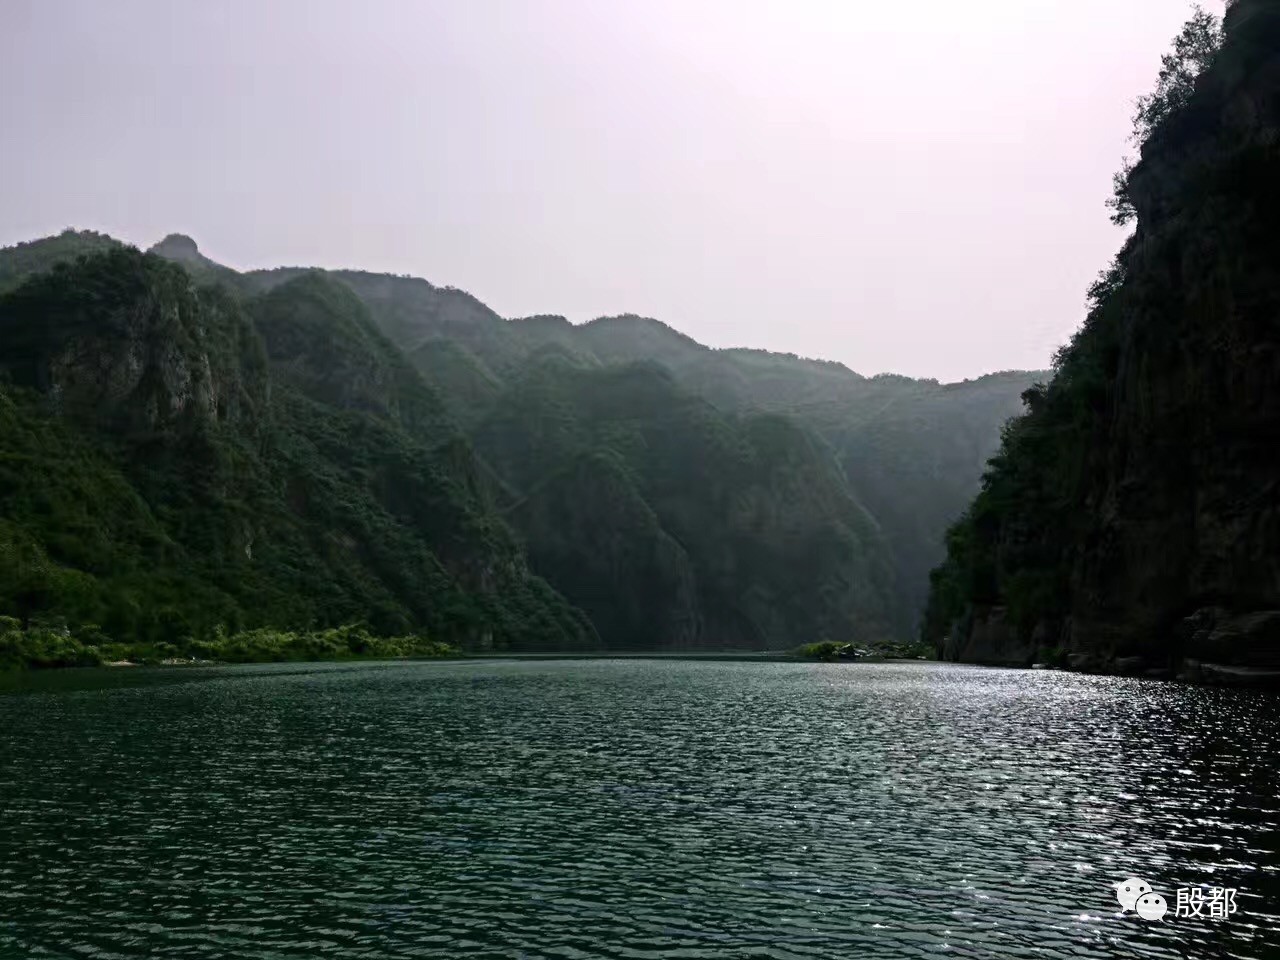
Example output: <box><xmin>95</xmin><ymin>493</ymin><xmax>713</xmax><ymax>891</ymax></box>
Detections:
<box><xmin>0</xmin><ymin>618</ymin><xmax>456</xmax><ymax>670</ymax></box>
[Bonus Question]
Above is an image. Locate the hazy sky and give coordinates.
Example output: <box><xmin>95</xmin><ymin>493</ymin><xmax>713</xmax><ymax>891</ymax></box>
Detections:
<box><xmin>2</xmin><ymin>0</ymin><xmax>1220</xmax><ymax>381</ymax></box>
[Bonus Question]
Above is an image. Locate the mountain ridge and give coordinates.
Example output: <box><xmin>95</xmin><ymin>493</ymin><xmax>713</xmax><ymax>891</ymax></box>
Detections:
<box><xmin>9</xmin><ymin>228</ymin><xmax>1030</xmax><ymax>387</ymax></box>
<box><xmin>0</xmin><ymin>228</ymin><xmax>1043</xmax><ymax>650</ymax></box>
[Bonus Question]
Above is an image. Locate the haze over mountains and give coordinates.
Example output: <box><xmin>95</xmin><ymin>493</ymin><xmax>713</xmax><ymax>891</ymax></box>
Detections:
<box><xmin>0</xmin><ymin>229</ymin><xmax>1039</xmax><ymax>652</ymax></box>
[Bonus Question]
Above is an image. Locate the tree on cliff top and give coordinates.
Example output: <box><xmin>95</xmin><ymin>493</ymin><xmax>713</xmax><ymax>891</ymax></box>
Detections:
<box><xmin>1109</xmin><ymin>6</ymin><xmax>1224</xmax><ymax>225</ymax></box>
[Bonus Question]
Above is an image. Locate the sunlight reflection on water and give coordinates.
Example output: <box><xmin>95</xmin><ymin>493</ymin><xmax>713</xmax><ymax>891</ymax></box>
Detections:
<box><xmin>1</xmin><ymin>659</ymin><xmax>1277</xmax><ymax>958</ymax></box>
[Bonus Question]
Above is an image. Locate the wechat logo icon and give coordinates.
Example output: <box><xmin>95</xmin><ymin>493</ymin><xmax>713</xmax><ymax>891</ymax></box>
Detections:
<box><xmin>1116</xmin><ymin>877</ymin><xmax>1151</xmax><ymax>912</ymax></box>
<box><xmin>1115</xmin><ymin>878</ymin><xmax>1167</xmax><ymax>921</ymax></box>
<box><xmin>1111</xmin><ymin>875</ymin><xmax>1152</xmax><ymax>911</ymax></box>
<box><xmin>1114</xmin><ymin>877</ymin><xmax>1239</xmax><ymax>922</ymax></box>
<box><xmin>1136</xmin><ymin>892</ymin><xmax>1169</xmax><ymax>921</ymax></box>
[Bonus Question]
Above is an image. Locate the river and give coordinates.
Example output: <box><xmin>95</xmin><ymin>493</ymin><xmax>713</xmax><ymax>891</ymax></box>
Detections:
<box><xmin>1</xmin><ymin>659</ymin><xmax>1277</xmax><ymax>958</ymax></box>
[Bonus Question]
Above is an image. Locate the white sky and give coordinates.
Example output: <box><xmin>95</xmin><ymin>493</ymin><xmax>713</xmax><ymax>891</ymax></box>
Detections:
<box><xmin>1</xmin><ymin>0</ymin><xmax>1221</xmax><ymax>380</ymax></box>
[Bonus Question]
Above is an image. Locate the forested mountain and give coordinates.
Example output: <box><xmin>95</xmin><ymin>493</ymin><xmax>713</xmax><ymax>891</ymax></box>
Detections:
<box><xmin>0</xmin><ymin>247</ymin><xmax>593</xmax><ymax>655</ymax></box>
<box><xmin>0</xmin><ymin>229</ymin><xmax>120</xmax><ymax>294</ymax></box>
<box><xmin>0</xmin><ymin>222</ymin><xmax>1036</xmax><ymax>656</ymax></box>
<box><xmin>234</xmin><ymin>269</ymin><xmax>1038</xmax><ymax>618</ymax></box>
<box><xmin>925</xmin><ymin>0</ymin><xmax>1280</xmax><ymax>682</ymax></box>
<box><xmin>474</xmin><ymin>360</ymin><xmax>899</xmax><ymax>647</ymax></box>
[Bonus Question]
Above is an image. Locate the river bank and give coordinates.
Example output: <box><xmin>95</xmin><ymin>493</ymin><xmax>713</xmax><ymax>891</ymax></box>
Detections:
<box><xmin>793</xmin><ymin>639</ymin><xmax>933</xmax><ymax>662</ymax></box>
<box><xmin>0</xmin><ymin>619</ymin><xmax>456</xmax><ymax>671</ymax></box>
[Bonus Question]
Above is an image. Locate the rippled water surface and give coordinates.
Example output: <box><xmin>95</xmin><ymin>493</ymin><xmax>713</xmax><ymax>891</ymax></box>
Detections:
<box><xmin>2</xmin><ymin>660</ymin><xmax>1279</xmax><ymax>959</ymax></box>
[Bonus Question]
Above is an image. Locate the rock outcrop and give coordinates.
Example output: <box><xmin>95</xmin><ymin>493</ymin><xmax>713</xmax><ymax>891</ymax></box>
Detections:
<box><xmin>0</xmin><ymin>247</ymin><xmax>265</xmax><ymax>431</ymax></box>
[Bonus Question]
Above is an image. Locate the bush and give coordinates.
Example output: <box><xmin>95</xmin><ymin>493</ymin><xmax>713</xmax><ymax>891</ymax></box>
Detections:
<box><xmin>0</xmin><ymin>619</ymin><xmax>456</xmax><ymax>670</ymax></box>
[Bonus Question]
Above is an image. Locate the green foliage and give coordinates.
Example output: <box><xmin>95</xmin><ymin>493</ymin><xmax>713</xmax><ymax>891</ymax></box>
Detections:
<box><xmin>1109</xmin><ymin>7</ymin><xmax>1224</xmax><ymax>225</ymax></box>
<box><xmin>0</xmin><ymin>248</ymin><xmax>596</xmax><ymax>657</ymax></box>
<box><xmin>308</xmin><ymin>264</ymin><xmax>1039</xmax><ymax>637</ymax></box>
<box><xmin>187</xmin><ymin>624</ymin><xmax>455</xmax><ymax>664</ymax></box>
<box><xmin>0</xmin><ymin>617</ymin><xmax>107</xmax><ymax>669</ymax></box>
<box><xmin>1</xmin><ymin>229</ymin><xmax>1039</xmax><ymax>655</ymax></box>
<box><xmin>0</xmin><ymin>617</ymin><xmax>455</xmax><ymax>671</ymax></box>
<box><xmin>1132</xmin><ymin>6</ymin><xmax>1222</xmax><ymax>143</ymax></box>
<box><xmin>921</xmin><ymin>260</ymin><xmax>1139</xmax><ymax>648</ymax></box>
<box><xmin>251</xmin><ymin>271</ymin><xmax>448</xmax><ymax>433</ymax></box>
<box><xmin>927</xmin><ymin>6</ymin><xmax>1261</xmax><ymax>659</ymax></box>
<box><xmin>0</xmin><ymin>230</ymin><xmax>122</xmax><ymax>295</ymax></box>
<box><xmin>1107</xmin><ymin>160</ymin><xmax>1138</xmax><ymax>227</ymax></box>
<box><xmin>474</xmin><ymin>358</ymin><xmax>903</xmax><ymax>648</ymax></box>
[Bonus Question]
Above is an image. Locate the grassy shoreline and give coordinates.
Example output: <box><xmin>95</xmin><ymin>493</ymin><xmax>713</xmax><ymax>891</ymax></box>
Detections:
<box><xmin>2</xmin><ymin>619</ymin><xmax>937</xmax><ymax>672</ymax></box>
<box><xmin>0</xmin><ymin>619</ymin><xmax>456</xmax><ymax>671</ymax></box>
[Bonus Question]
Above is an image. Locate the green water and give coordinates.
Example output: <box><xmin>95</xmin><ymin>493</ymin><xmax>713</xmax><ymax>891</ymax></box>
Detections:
<box><xmin>1</xmin><ymin>659</ymin><xmax>1278</xmax><ymax>958</ymax></box>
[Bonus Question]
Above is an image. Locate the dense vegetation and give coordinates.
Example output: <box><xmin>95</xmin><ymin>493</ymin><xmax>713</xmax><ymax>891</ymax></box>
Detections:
<box><xmin>0</xmin><ymin>218</ymin><xmax>1037</xmax><ymax>665</ymax></box>
<box><xmin>925</xmin><ymin>2</ymin><xmax>1280</xmax><ymax>680</ymax></box>
<box><xmin>235</xmin><ymin>275</ymin><xmax>1038</xmax><ymax>627</ymax></box>
<box><xmin>0</xmin><ymin>229</ymin><xmax>121</xmax><ymax>294</ymax></box>
<box><xmin>477</xmin><ymin>359</ymin><xmax>900</xmax><ymax>647</ymax></box>
<box><xmin>0</xmin><ymin>247</ymin><xmax>594</xmax><ymax>665</ymax></box>
<box><xmin>0</xmin><ymin>617</ymin><xmax>454</xmax><ymax>670</ymax></box>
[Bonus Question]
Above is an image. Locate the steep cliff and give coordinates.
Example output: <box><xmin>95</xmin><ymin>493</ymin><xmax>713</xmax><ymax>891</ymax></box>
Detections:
<box><xmin>926</xmin><ymin>0</ymin><xmax>1280</xmax><ymax>683</ymax></box>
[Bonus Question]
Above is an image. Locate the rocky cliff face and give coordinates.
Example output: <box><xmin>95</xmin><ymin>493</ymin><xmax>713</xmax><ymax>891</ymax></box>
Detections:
<box><xmin>1071</xmin><ymin>0</ymin><xmax>1280</xmax><ymax>678</ymax></box>
<box><xmin>0</xmin><ymin>248</ymin><xmax>266</xmax><ymax>432</ymax></box>
<box><xmin>930</xmin><ymin>0</ymin><xmax>1280</xmax><ymax>684</ymax></box>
